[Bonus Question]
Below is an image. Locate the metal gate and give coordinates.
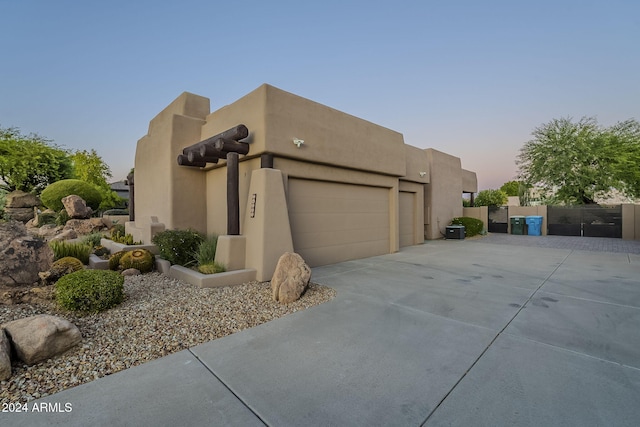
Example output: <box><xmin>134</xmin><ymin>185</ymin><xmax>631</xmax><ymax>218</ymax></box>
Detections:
<box><xmin>488</xmin><ymin>206</ymin><xmax>508</xmax><ymax>233</ymax></box>
<box><xmin>547</xmin><ymin>205</ymin><xmax>622</xmax><ymax>238</ymax></box>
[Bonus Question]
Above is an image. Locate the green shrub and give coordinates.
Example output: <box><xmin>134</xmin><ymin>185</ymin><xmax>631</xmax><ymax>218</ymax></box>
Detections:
<box><xmin>55</xmin><ymin>269</ymin><xmax>124</xmax><ymax>313</ymax></box>
<box><xmin>119</xmin><ymin>249</ymin><xmax>154</xmax><ymax>273</ymax></box>
<box><xmin>41</xmin><ymin>179</ymin><xmax>102</xmax><ymax>212</ymax></box>
<box><xmin>56</xmin><ymin>209</ymin><xmax>70</xmax><ymax>226</ymax></box>
<box><xmin>450</xmin><ymin>217</ymin><xmax>484</xmax><ymax>237</ymax></box>
<box><xmin>81</xmin><ymin>232</ymin><xmax>104</xmax><ymax>248</ymax></box>
<box><xmin>198</xmin><ymin>262</ymin><xmax>226</xmax><ymax>275</ymax></box>
<box><xmin>152</xmin><ymin>229</ymin><xmax>204</xmax><ymax>266</ymax></box>
<box><xmin>194</xmin><ymin>235</ymin><xmax>218</xmax><ymax>266</ymax></box>
<box><xmin>49</xmin><ymin>240</ymin><xmax>92</xmax><ymax>264</ymax></box>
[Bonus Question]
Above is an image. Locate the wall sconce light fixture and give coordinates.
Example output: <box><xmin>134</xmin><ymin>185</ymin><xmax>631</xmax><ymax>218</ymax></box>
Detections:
<box><xmin>293</xmin><ymin>138</ymin><xmax>304</xmax><ymax>148</ymax></box>
<box><xmin>419</xmin><ymin>171</ymin><xmax>427</xmax><ymax>177</ymax></box>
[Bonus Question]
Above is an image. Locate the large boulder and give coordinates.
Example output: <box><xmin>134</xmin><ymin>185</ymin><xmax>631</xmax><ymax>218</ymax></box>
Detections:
<box><xmin>0</xmin><ymin>329</ymin><xmax>11</xmax><ymax>380</ymax></box>
<box><xmin>4</xmin><ymin>207</ymin><xmax>36</xmax><ymax>222</ymax></box>
<box><xmin>5</xmin><ymin>190</ymin><xmax>40</xmax><ymax>223</ymax></box>
<box><xmin>271</xmin><ymin>252</ymin><xmax>311</xmax><ymax>304</ymax></box>
<box><xmin>62</xmin><ymin>195</ymin><xmax>93</xmax><ymax>219</ymax></box>
<box><xmin>0</xmin><ymin>221</ymin><xmax>53</xmax><ymax>286</ymax></box>
<box><xmin>5</xmin><ymin>190</ymin><xmax>40</xmax><ymax>208</ymax></box>
<box><xmin>2</xmin><ymin>315</ymin><xmax>82</xmax><ymax>365</ymax></box>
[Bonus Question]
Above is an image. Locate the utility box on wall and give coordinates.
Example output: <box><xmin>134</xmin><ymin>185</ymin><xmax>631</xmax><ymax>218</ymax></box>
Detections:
<box><xmin>446</xmin><ymin>225</ymin><xmax>465</xmax><ymax>240</ymax></box>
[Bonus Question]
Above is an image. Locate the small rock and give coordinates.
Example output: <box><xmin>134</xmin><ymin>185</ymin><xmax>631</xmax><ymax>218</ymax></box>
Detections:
<box><xmin>62</xmin><ymin>195</ymin><xmax>93</xmax><ymax>219</ymax></box>
<box><xmin>121</xmin><ymin>268</ymin><xmax>141</xmax><ymax>276</ymax></box>
<box><xmin>271</xmin><ymin>252</ymin><xmax>311</xmax><ymax>304</ymax></box>
<box><xmin>2</xmin><ymin>315</ymin><xmax>82</xmax><ymax>365</ymax></box>
<box><xmin>0</xmin><ymin>329</ymin><xmax>11</xmax><ymax>380</ymax></box>
<box><xmin>0</xmin><ymin>290</ymin><xmax>15</xmax><ymax>305</ymax></box>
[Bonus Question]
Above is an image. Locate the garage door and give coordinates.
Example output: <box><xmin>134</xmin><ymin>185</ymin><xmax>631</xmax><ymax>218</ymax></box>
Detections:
<box><xmin>399</xmin><ymin>191</ymin><xmax>415</xmax><ymax>247</ymax></box>
<box><xmin>288</xmin><ymin>179</ymin><xmax>390</xmax><ymax>267</ymax></box>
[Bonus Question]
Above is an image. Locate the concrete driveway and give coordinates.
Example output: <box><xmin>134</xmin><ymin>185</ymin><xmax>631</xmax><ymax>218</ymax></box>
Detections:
<box><xmin>8</xmin><ymin>237</ymin><xmax>640</xmax><ymax>426</ymax></box>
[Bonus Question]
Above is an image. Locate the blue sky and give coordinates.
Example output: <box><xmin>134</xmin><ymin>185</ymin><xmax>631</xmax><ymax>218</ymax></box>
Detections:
<box><xmin>2</xmin><ymin>0</ymin><xmax>639</xmax><ymax>190</ymax></box>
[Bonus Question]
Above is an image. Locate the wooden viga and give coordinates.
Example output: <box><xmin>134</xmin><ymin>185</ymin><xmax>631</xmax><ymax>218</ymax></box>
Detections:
<box><xmin>177</xmin><ymin>124</ymin><xmax>250</xmax><ymax>235</ymax></box>
<box><xmin>177</xmin><ymin>124</ymin><xmax>249</xmax><ymax>167</ymax></box>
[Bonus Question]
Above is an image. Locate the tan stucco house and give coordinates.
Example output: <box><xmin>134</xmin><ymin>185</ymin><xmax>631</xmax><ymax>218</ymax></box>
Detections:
<box><xmin>128</xmin><ymin>84</ymin><xmax>477</xmax><ymax>281</ymax></box>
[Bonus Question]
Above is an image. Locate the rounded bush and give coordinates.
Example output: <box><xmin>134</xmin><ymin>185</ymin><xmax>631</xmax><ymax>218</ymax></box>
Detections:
<box><xmin>55</xmin><ymin>269</ymin><xmax>124</xmax><ymax>313</ymax></box>
<box><xmin>41</xmin><ymin>179</ymin><xmax>102</xmax><ymax>212</ymax></box>
<box><xmin>120</xmin><ymin>249</ymin><xmax>154</xmax><ymax>273</ymax></box>
<box><xmin>450</xmin><ymin>217</ymin><xmax>484</xmax><ymax>237</ymax></box>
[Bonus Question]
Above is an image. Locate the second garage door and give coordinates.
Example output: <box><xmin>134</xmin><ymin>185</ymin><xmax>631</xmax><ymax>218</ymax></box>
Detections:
<box><xmin>288</xmin><ymin>179</ymin><xmax>390</xmax><ymax>267</ymax></box>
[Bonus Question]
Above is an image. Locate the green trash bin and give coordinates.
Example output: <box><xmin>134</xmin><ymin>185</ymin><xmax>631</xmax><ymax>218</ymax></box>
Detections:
<box><xmin>510</xmin><ymin>216</ymin><xmax>526</xmax><ymax>235</ymax></box>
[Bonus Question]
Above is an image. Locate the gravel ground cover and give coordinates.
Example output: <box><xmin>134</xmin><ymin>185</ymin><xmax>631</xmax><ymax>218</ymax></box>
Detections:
<box><xmin>0</xmin><ymin>273</ymin><xmax>336</xmax><ymax>404</ymax></box>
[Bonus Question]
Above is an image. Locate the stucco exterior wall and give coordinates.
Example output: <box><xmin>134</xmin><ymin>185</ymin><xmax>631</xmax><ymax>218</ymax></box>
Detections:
<box><xmin>462</xmin><ymin>169</ymin><xmax>477</xmax><ymax>193</ymax></box>
<box><xmin>133</xmin><ymin>92</ymin><xmax>210</xmax><ymax>234</ymax></box>
<box><xmin>132</xmin><ymin>84</ymin><xmax>478</xmax><ymax>277</ymax></box>
<box><xmin>622</xmin><ymin>204</ymin><xmax>640</xmax><ymax>240</ymax></box>
<box><xmin>424</xmin><ymin>149</ymin><xmax>465</xmax><ymax>240</ymax></box>
<box><xmin>462</xmin><ymin>206</ymin><xmax>488</xmax><ymax>232</ymax></box>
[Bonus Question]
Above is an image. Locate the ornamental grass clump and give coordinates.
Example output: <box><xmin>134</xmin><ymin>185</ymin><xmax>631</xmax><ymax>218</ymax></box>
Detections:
<box><xmin>55</xmin><ymin>269</ymin><xmax>124</xmax><ymax>313</ymax></box>
<box><xmin>152</xmin><ymin>229</ymin><xmax>204</xmax><ymax>266</ymax></box>
<box><xmin>49</xmin><ymin>240</ymin><xmax>92</xmax><ymax>264</ymax></box>
<box><xmin>194</xmin><ymin>235</ymin><xmax>218</xmax><ymax>266</ymax></box>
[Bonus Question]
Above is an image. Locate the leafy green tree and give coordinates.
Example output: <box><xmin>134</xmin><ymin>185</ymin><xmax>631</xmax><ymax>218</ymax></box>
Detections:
<box><xmin>71</xmin><ymin>149</ymin><xmax>123</xmax><ymax>210</ymax></box>
<box><xmin>474</xmin><ymin>189</ymin><xmax>508</xmax><ymax>207</ymax></box>
<box><xmin>499</xmin><ymin>181</ymin><xmax>520</xmax><ymax>197</ymax></box>
<box><xmin>517</xmin><ymin>117</ymin><xmax>640</xmax><ymax>204</ymax></box>
<box><xmin>0</xmin><ymin>126</ymin><xmax>73</xmax><ymax>192</ymax></box>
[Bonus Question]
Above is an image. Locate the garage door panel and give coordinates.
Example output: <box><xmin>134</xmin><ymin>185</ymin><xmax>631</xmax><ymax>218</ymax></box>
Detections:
<box><xmin>289</xmin><ymin>212</ymin><xmax>389</xmax><ymax>232</ymax></box>
<box><xmin>299</xmin><ymin>240</ymin><xmax>390</xmax><ymax>267</ymax></box>
<box><xmin>290</xmin><ymin>195</ymin><xmax>388</xmax><ymax>213</ymax></box>
<box><xmin>288</xmin><ymin>179</ymin><xmax>390</xmax><ymax>267</ymax></box>
<box><xmin>292</xmin><ymin>226</ymin><xmax>390</xmax><ymax>250</ymax></box>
